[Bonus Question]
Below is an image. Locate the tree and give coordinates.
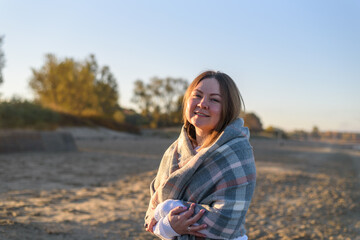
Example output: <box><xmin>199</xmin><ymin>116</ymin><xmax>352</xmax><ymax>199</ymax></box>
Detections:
<box><xmin>89</xmin><ymin>55</ymin><xmax>119</xmax><ymax>117</ymax></box>
<box><xmin>0</xmin><ymin>36</ymin><xmax>5</xmax><ymax>85</ymax></box>
<box><xmin>131</xmin><ymin>79</ymin><xmax>152</xmax><ymax>117</ymax></box>
<box><xmin>289</xmin><ymin>130</ymin><xmax>309</xmax><ymax>140</ymax></box>
<box><xmin>131</xmin><ymin>77</ymin><xmax>188</xmax><ymax>127</ymax></box>
<box><xmin>264</xmin><ymin>125</ymin><xmax>288</xmax><ymax>139</ymax></box>
<box><xmin>149</xmin><ymin>77</ymin><xmax>188</xmax><ymax>114</ymax></box>
<box><xmin>311</xmin><ymin>126</ymin><xmax>321</xmax><ymax>139</ymax></box>
<box><xmin>169</xmin><ymin>94</ymin><xmax>185</xmax><ymax>124</ymax></box>
<box><xmin>29</xmin><ymin>54</ymin><xmax>119</xmax><ymax>117</ymax></box>
<box><xmin>243</xmin><ymin>112</ymin><xmax>263</xmax><ymax>133</ymax></box>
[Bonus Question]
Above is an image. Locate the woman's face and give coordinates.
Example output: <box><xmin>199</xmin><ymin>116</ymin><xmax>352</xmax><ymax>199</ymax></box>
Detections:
<box><xmin>186</xmin><ymin>78</ymin><xmax>222</xmax><ymax>136</ymax></box>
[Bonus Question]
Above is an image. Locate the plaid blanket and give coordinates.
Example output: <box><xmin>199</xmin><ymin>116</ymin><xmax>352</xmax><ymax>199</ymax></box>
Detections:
<box><xmin>145</xmin><ymin>118</ymin><xmax>256</xmax><ymax>240</ymax></box>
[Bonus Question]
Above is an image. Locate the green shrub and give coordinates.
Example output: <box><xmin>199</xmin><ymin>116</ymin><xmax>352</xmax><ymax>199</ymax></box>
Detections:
<box><xmin>0</xmin><ymin>99</ymin><xmax>60</xmax><ymax>129</ymax></box>
<box><xmin>0</xmin><ymin>99</ymin><xmax>140</xmax><ymax>134</ymax></box>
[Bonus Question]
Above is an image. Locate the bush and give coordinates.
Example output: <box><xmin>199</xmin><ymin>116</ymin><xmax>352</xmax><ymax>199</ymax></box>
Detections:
<box><xmin>80</xmin><ymin>115</ymin><xmax>140</xmax><ymax>134</ymax></box>
<box><xmin>0</xmin><ymin>99</ymin><xmax>60</xmax><ymax>129</ymax></box>
<box><xmin>58</xmin><ymin>112</ymin><xmax>140</xmax><ymax>134</ymax></box>
<box><xmin>0</xmin><ymin>99</ymin><xmax>140</xmax><ymax>134</ymax></box>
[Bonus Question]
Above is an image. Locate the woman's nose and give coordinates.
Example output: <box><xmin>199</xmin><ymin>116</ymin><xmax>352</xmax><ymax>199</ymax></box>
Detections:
<box><xmin>198</xmin><ymin>97</ymin><xmax>209</xmax><ymax>109</ymax></box>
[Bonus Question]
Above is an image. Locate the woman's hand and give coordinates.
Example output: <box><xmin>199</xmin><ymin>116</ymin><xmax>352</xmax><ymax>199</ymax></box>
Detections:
<box><xmin>168</xmin><ymin>203</ymin><xmax>207</xmax><ymax>237</ymax></box>
<box><xmin>145</xmin><ymin>217</ymin><xmax>157</xmax><ymax>233</ymax></box>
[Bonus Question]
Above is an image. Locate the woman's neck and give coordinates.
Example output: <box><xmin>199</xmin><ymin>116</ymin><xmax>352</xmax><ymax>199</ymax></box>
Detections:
<box><xmin>195</xmin><ymin>129</ymin><xmax>209</xmax><ymax>148</ymax></box>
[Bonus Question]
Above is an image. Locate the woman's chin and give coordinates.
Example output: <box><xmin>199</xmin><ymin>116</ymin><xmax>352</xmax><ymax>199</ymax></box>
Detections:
<box><xmin>192</xmin><ymin>123</ymin><xmax>213</xmax><ymax>134</ymax></box>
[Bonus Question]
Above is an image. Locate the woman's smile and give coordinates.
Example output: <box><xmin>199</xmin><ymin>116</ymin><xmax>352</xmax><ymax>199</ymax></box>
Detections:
<box><xmin>194</xmin><ymin>111</ymin><xmax>210</xmax><ymax>117</ymax></box>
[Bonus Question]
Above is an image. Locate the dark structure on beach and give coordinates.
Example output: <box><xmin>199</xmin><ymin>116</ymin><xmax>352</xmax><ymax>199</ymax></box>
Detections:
<box><xmin>0</xmin><ymin>131</ymin><xmax>77</xmax><ymax>153</ymax></box>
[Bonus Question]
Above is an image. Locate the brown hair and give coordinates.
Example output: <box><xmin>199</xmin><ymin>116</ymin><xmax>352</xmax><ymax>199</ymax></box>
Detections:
<box><xmin>182</xmin><ymin>70</ymin><xmax>245</xmax><ymax>148</ymax></box>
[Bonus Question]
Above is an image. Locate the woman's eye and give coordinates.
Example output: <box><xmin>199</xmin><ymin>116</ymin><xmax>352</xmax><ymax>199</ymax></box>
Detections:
<box><xmin>211</xmin><ymin>98</ymin><xmax>220</xmax><ymax>103</ymax></box>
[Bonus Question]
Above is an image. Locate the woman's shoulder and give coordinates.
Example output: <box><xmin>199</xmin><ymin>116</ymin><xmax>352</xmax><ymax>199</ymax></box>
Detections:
<box><xmin>207</xmin><ymin>133</ymin><xmax>255</xmax><ymax>172</ymax></box>
<box><xmin>214</xmin><ymin>137</ymin><xmax>254</xmax><ymax>161</ymax></box>
<box><xmin>230</xmin><ymin>136</ymin><xmax>253</xmax><ymax>152</ymax></box>
<box><xmin>163</xmin><ymin>139</ymin><xmax>179</xmax><ymax>155</ymax></box>
<box><xmin>214</xmin><ymin>130</ymin><xmax>253</xmax><ymax>152</ymax></box>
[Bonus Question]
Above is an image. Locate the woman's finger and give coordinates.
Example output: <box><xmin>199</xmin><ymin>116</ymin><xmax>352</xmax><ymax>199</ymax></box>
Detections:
<box><xmin>188</xmin><ymin>223</ymin><xmax>207</xmax><ymax>232</ymax></box>
<box><xmin>186</xmin><ymin>208</ymin><xmax>205</xmax><ymax>225</ymax></box>
<box><xmin>182</xmin><ymin>203</ymin><xmax>195</xmax><ymax>218</ymax></box>
<box><xmin>146</xmin><ymin>218</ymin><xmax>157</xmax><ymax>233</ymax></box>
<box><xmin>189</xmin><ymin>230</ymin><xmax>207</xmax><ymax>238</ymax></box>
<box><xmin>169</xmin><ymin>206</ymin><xmax>188</xmax><ymax>215</ymax></box>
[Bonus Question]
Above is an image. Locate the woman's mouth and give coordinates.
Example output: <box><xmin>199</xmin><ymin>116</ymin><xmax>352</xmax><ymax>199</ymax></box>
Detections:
<box><xmin>194</xmin><ymin>112</ymin><xmax>209</xmax><ymax>117</ymax></box>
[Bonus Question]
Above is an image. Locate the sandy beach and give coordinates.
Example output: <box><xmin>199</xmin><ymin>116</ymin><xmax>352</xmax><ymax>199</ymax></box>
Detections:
<box><xmin>0</xmin><ymin>128</ymin><xmax>359</xmax><ymax>239</ymax></box>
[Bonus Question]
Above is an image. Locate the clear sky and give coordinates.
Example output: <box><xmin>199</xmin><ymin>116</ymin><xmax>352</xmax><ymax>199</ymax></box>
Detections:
<box><xmin>1</xmin><ymin>0</ymin><xmax>359</xmax><ymax>132</ymax></box>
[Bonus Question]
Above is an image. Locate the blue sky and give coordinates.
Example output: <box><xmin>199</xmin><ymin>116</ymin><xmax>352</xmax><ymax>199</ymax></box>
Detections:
<box><xmin>1</xmin><ymin>0</ymin><xmax>359</xmax><ymax>132</ymax></box>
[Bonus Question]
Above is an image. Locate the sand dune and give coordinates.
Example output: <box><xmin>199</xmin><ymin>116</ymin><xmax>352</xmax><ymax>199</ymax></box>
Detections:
<box><xmin>0</xmin><ymin>128</ymin><xmax>359</xmax><ymax>239</ymax></box>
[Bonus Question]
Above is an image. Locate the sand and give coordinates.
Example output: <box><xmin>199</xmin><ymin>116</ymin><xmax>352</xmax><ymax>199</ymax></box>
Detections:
<box><xmin>0</xmin><ymin>128</ymin><xmax>359</xmax><ymax>240</ymax></box>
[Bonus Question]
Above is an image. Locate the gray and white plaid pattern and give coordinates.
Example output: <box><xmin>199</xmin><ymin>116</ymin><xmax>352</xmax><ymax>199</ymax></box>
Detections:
<box><xmin>145</xmin><ymin>118</ymin><xmax>256</xmax><ymax>240</ymax></box>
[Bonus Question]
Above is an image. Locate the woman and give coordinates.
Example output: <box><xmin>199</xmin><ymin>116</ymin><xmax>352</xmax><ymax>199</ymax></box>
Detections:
<box><xmin>145</xmin><ymin>71</ymin><xmax>256</xmax><ymax>240</ymax></box>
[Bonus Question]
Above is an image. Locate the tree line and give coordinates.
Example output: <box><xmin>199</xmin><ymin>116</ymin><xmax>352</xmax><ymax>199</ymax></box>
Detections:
<box><xmin>0</xmin><ymin>48</ymin><xmax>263</xmax><ymax>131</ymax></box>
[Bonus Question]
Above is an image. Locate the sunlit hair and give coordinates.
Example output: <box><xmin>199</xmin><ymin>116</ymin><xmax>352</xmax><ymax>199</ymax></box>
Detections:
<box><xmin>182</xmin><ymin>70</ymin><xmax>245</xmax><ymax>148</ymax></box>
